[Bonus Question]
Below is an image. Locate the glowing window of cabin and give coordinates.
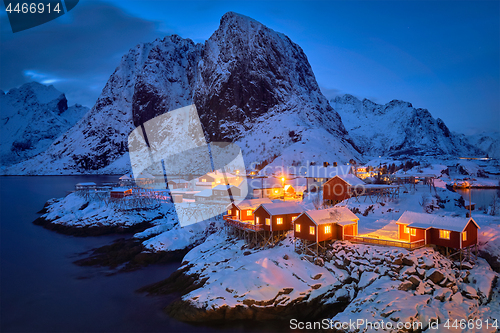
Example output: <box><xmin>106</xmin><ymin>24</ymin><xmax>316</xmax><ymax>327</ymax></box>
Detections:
<box><xmin>410</xmin><ymin>228</ymin><xmax>416</xmax><ymax>236</ymax></box>
<box><xmin>291</xmin><ymin>215</ymin><xmax>298</xmax><ymax>221</ymax></box>
<box><xmin>235</xmin><ymin>210</ymin><xmax>239</xmax><ymax>217</ymax></box>
<box><xmin>228</xmin><ymin>210</ymin><xmax>231</xmax><ymax>215</ymax></box>
<box><xmin>276</xmin><ymin>217</ymin><xmax>283</xmax><ymax>225</ymax></box>
<box><xmin>295</xmin><ymin>224</ymin><xmax>301</xmax><ymax>232</ymax></box>
<box><xmin>265</xmin><ymin>218</ymin><xmax>270</xmax><ymax>225</ymax></box>
<box><xmin>201</xmin><ymin>178</ymin><xmax>206</xmax><ymax>182</ymax></box>
<box><xmin>309</xmin><ymin>226</ymin><xmax>315</xmax><ymax>235</ymax></box>
<box><xmin>404</xmin><ymin>226</ymin><xmax>410</xmax><ymax>234</ymax></box>
<box><xmin>255</xmin><ymin>217</ymin><xmax>259</xmax><ymax>225</ymax></box>
<box><xmin>246</xmin><ymin>210</ymin><xmax>252</xmax><ymax>216</ymax></box>
<box><xmin>462</xmin><ymin>231</ymin><xmax>467</xmax><ymax>241</ymax></box>
<box><xmin>439</xmin><ymin>230</ymin><xmax>450</xmax><ymax>239</ymax></box>
<box><xmin>324</xmin><ymin>225</ymin><xmax>331</xmax><ymax>233</ymax></box>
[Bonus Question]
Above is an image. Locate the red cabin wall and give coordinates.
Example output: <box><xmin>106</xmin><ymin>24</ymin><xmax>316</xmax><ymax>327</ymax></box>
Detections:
<box><xmin>343</xmin><ymin>223</ymin><xmax>358</xmax><ymax>238</ymax></box>
<box><xmin>317</xmin><ymin>223</ymin><xmax>338</xmax><ymax>242</ymax></box>
<box><xmin>398</xmin><ymin>224</ymin><xmax>425</xmax><ymax>243</ymax></box>
<box><xmin>293</xmin><ymin>214</ymin><xmax>317</xmax><ymax>242</ymax></box>
<box><xmin>428</xmin><ymin>228</ymin><xmax>461</xmax><ymax>249</ymax></box>
<box><xmin>323</xmin><ymin>177</ymin><xmax>350</xmax><ymax>201</ymax></box>
<box><xmin>254</xmin><ymin>206</ymin><xmax>271</xmax><ymax>231</ymax></box>
<box><xmin>461</xmin><ymin>221</ymin><xmax>478</xmax><ymax>248</ymax></box>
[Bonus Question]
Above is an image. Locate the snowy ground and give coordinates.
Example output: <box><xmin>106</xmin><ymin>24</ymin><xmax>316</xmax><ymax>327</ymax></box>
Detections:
<box><xmin>175</xmin><ymin>231</ymin><xmax>499</xmax><ymax>331</ymax></box>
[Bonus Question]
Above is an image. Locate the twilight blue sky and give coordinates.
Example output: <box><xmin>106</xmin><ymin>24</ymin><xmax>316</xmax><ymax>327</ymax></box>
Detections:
<box><xmin>1</xmin><ymin>0</ymin><xmax>498</xmax><ymax>134</ymax></box>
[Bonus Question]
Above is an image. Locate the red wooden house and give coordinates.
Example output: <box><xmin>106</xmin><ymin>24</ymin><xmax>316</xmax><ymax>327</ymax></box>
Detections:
<box><xmin>110</xmin><ymin>188</ymin><xmax>132</xmax><ymax>198</ymax></box>
<box><xmin>293</xmin><ymin>207</ymin><xmax>359</xmax><ymax>243</ymax></box>
<box><xmin>396</xmin><ymin>211</ymin><xmax>479</xmax><ymax>250</ymax></box>
<box><xmin>226</xmin><ymin>198</ymin><xmax>272</xmax><ymax>222</ymax></box>
<box><xmin>253</xmin><ymin>202</ymin><xmax>304</xmax><ymax>232</ymax></box>
<box><xmin>323</xmin><ymin>174</ymin><xmax>366</xmax><ymax>203</ymax></box>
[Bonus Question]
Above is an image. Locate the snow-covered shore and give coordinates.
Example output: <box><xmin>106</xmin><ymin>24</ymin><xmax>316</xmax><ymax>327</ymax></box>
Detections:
<box><xmin>37</xmin><ymin>182</ymin><xmax>500</xmax><ymax>330</ymax></box>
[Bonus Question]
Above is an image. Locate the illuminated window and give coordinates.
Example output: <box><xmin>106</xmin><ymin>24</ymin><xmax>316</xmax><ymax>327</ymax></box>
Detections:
<box><xmin>439</xmin><ymin>230</ymin><xmax>450</xmax><ymax>240</ymax></box>
<box><xmin>235</xmin><ymin>210</ymin><xmax>239</xmax><ymax>217</ymax></box>
<box><xmin>246</xmin><ymin>210</ymin><xmax>252</xmax><ymax>217</ymax></box>
<box><xmin>274</xmin><ymin>189</ymin><xmax>279</xmax><ymax>194</ymax></box>
<box><xmin>265</xmin><ymin>218</ymin><xmax>270</xmax><ymax>225</ymax></box>
<box><xmin>228</xmin><ymin>210</ymin><xmax>231</xmax><ymax>215</ymax></box>
<box><xmin>295</xmin><ymin>224</ymin><xmax>301</xmax><ymax>232</ymax></box>
<box><xmin>324</xmin><ymin>225</ymin><xmax>331</xmax><ymax>233</ymax></box>
<box><xmin>201</xmin><ymin>178</ymin><xmax>206</xmax><ymax>182</ymax></box>
<box><xmin>291</xmin><ymin>215</ymin><xmax>298</xmax><ymax>221</ymax></box>
<box><xmin>404</xmin><ymin>226</ymin><xmax>410</xmax><ymax>234</ymax></box>
<box><xmin>255</xmin><ymin>217</ymin><xmax>260</xmax><ymax>224</ymax></box>
<box><xmin>410</xmin><ymin>228</ymin><xmax>416</xmax><ymax>236</ymax></box>
<box><xmin>277</xmin><ymin>217</ymin><xmax>283</xmax><ymax>225</ymax></box>
<box><xmin>309</xmin><ymin>226</ymin><xmax>315</xmax><ymax>235</ymax></box>
<box><xmin>462</xmin><ymin>231</ymin><xmax>467</xmax><ymax>241</ymax></box>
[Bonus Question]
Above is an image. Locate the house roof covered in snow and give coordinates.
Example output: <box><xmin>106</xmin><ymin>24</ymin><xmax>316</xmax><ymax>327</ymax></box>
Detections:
<box><xmin>168</xmin><ymin>179</ymin><xmax>189</xmax><ymax>184</ymax></box>
<box><xmin>194</xmin><ymin>189</ymin><xmax>213</xmax><ymax>197</ymax></box>
<box><xmin>332</xmin><ymin>174</ymin><xmax>366</xmax><ymax>186</ymax></box>
<box><xmin>304</xmin><ymin>207</ymin><xmax>359</xmax><ymax>226</ymax></box>
<box><xmin>258</xmin><ymin>202</ymin><xmax>304</xmax><ymax>216</ymax></box>
<box><xmin>213</xmin><ymin>184</ymin><xmax>239</xmax><ymax>191</ymax></box>
<box><xmin>111</xmin><ymin>188</ymin><xmax>131</xmax><ymax>192</ymax></box>
<box><xmin>396</xmin><ymin>211</ymin><xmax>479</xmax><ymax>233</ymax></box>
<box><xmin>232</xmin><ymin>198</ymin><xmax>273</xmax><ymax>211</ymax></box>
<box><xmin>119</xmin><ymin>174</ymin><xmax>132</xmax><ymax>180</ymax></box>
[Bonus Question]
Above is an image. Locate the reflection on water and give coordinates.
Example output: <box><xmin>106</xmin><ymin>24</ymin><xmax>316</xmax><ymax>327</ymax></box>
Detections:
<box><xmin>455</xmin><ymin>188</ymin><xmax>499</xmax><ymax>210</ymax></box>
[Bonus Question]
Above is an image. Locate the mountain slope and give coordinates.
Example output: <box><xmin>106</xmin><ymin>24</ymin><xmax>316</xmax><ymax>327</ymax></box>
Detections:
<box><xmin>465</xmin><ymin>132</ymin><xmax>500</xmax><ymax>159</ymax></box>
<box><xmin>3</xmin><ymin>12</ymin><xmax>360</xmax><ymax>175</ymax></box>
<box><xmin>0</xmin><ymin>82</ymin><xmax>88</xmax><ymax>166</ymax></box>
<box><xmin>330</xmin><ymin>94</ymin><xmax>483</xmax><ymax>157</ymax></box>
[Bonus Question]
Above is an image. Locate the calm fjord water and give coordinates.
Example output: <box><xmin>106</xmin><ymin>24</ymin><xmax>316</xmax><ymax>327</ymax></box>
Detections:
<box><xmin>0</xmin><ymin>176</ymin><xmax>198</xmax><ymax>332</ymax></box>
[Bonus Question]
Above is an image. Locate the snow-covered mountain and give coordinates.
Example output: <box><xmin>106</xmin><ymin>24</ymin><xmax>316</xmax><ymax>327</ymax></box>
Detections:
<box><xmin>330</xmin><ymin>94</ymin><xmax>483</xmax><ymax>157</ymax></box>
<box><xmin>465</xmin><ymin>132</ymin><xmax>500</xmax><ymax>159</ymax></box>
<box><xmin>0</xmin><ymin>82</ymin><xmax>88</xmax><ymax>167</ymax></box>
<box><xmin>2</xmin><ymin>12</ymin><xmax>360</xmax><ymax>175</ymax></box>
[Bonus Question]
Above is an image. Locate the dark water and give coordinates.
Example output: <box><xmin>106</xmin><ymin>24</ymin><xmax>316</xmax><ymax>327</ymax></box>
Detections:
<box><xmin>0</xmin><ymin>176</ymin><xmax>217</xmax><ymax>332</ymax></box>
<box><xmin>455</xmin><ymin>188</ymin><xmax>499</xmax><ymax>210</ymax></box>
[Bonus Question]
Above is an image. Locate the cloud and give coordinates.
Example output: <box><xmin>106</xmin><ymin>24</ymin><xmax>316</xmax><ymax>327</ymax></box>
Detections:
<box><xmin>1</xmin><ymin>1</ymin><xmax>169</xmax><ymax>107</ymax></box>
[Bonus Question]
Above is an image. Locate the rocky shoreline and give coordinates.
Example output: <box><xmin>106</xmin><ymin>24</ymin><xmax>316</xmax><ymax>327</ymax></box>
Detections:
<box><xmin>33</xmin><ymin>215</ymin><xmax>153</xmax><ymax>237</ymax></box>
<box><xmin>140</xmin><ymin>266</ymin><xmax>350</xmax><ymax>322</ymax></box>
<box><xmin>73</xmin><ymin>237</ymin><xmax>192</xmax><ymax>272</ymax></box>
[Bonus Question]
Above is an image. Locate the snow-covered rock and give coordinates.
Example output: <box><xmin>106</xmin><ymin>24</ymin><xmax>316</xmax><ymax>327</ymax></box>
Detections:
<box><xmin>330</xmin><ymin>94</ymin><xmax>483</xmax><ymax>157</ymax></box>
<box><xmin>465</xmin><ymin>131</ymin><xmax>500</xmax><ymax>159</ymax></box>
<box><xmin>0</xmin><ymin>82</ymin><xmax>88</xmax><ymax>167</ymax></box>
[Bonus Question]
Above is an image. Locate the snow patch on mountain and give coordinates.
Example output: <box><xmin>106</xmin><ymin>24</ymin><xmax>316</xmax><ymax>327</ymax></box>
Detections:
<box><xmin>330</xmin><ymin>94</ymin><xmax>482</xmax><ymax>158</ymax></box>
<box><xmin>0</xmin><ymin>82</ymin><xmax>88</xmax><ymax>167</ymax></box>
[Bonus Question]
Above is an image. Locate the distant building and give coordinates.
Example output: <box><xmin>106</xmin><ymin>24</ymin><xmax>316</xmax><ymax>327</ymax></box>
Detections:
<box><xmin>322</xmin><ymin>174</ymin><xmax>366</xmax><ymax>203</ymax></box>
<box><xmin>212</xmin><ymin>184</ymin><xmax>241</xmax><ymax>198</ymax></box>
<box><xmin>110</xmin><ymin>188</ymin><xmax>132</xmax><ymax>198</ymax></box>
<box><xmin>75</xmin><ymin>182</ymin><xmax>97</xmax><ymax>191</ymax></box>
